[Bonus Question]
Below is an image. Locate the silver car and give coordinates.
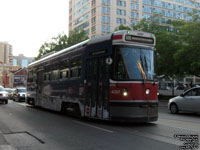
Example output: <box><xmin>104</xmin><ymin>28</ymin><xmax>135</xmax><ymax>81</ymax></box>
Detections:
<box><xmin>13</xmin><ymin>87</ymin><xmax>27</xmax><ymax>102</ymax></box>
<box><xmin>0</xmin><ymin>86</ymin><xmax>8</xmax><ymax>104</ymax></box>
<box><xmin>168</xmin><ymin>87</ymin><xmax>200</xmax><ymax>114</ymax></box>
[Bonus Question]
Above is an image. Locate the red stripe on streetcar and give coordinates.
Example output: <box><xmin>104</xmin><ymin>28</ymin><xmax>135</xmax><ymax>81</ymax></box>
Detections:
<box><xmin>110</xmin><ymin>83</ymin><xmax>158</xmax><ymax>101</ymax></box>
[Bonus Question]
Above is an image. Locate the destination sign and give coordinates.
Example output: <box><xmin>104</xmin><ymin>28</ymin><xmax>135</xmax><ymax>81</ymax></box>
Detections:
<box><xmin>125</xmin><ymin>35</ymin><xmax>154</xmax><ymax>44</ymax></box>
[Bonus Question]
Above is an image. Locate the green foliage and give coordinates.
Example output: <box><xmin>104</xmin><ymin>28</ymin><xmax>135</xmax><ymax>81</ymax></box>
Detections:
<box><xmin>134</xmin><ymin>12</ymin><xmax>200</xmax><ymax>77</ymax></box>
<box><xmin>67</xmin><ymin>29</ymin><xmax>89</xmax><ymax>47</ymax></box>
<box><xmin>115</xmin><ymin>24</ymin><xmax>131</xmax><ymax>31</ymax></box>
<box><xmin>174</xmin><ymin>17</ymin><xmax>200</xmax><ymax>77</ymax></box>
<box><xmin>35</xmin><ymin>12</ymin><xmax>200</xmax><ymax>77</ymax></box>
<box><xmin>35</xmin><ymin>29</ymin><xmax>88</xmax><ymax>60</ymax></box>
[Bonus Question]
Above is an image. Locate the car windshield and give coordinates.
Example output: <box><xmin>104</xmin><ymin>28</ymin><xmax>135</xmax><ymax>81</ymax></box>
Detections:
<box><xmin>10</xmin><ymin>89</ymin><xmax>15</xmax><ymax>93</ymax></box>
<box><xmin>0</xmin><ymin>87</ymin><xmax>5</xmax><ymax>92</ymax></box>
<box><xmin>18</xmin><ymin>88</ymin><xmax>27</xmax><ymax>92</ymax></box>
<box><xmin>5</xmin><ymin>88</ymin><xmax>11</xmax><ymax>92</ymax></box>
<box><xmin>112</xmin><ymin>45</ymin><xmax>154</xmax><ymax>81</ymax></box>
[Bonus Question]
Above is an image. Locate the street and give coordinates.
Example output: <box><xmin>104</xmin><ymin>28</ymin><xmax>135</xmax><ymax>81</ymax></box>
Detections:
<box><xmin>0</xmin><ymin>100</ymin><xmax>199</xmax><ymax>150</ymax></box>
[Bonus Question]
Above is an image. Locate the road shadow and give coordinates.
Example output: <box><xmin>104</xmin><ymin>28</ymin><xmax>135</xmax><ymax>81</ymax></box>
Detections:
<box><xmin>168</xmin><ymin>112</ymin><xmax>200</xmax><ymax>118</ymax></box>
<box><xmin>25</xmin><ymin>104</ymin><xmax>157</xmax><ymax>127</ymax></box>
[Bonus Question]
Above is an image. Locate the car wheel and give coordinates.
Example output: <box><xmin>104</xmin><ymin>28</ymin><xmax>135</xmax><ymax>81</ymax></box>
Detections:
<box><xmin>170</xmin><ymin>103</ymin><xmax>179</xmax><ymax>114</ymax></box>
<box><xmin>5</xmin><ymin>100</ymin><xmax>8</xmax><ymax>104</ymax></box>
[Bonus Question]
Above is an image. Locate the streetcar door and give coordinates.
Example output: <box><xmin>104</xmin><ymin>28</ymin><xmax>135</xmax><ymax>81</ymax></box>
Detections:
<box><xmin>85</xmin><ymin>59</ymin><xmax>98</xmax><ymax>117</ymax></box>
<box><xmin>85</xmin><ymin>57</ymin><xmax>110</xmax><ymax>119</ymax></box>
<box><xmin>97</xmin><ymin>58</ymin><xmax>110</xmax><ymax>119</ymax></box>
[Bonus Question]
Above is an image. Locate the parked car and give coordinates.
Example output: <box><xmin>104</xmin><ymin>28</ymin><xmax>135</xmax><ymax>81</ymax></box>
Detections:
<box><xmin>13</xmin><ymin>87</ymin><xmax>27</xmax><ymax>102</ymax></box>
<box><xmin>168</xmin><ymin>86</ymin><xmax>200</xmax><ymax>114</ymax></box>
<box><xmin>4</xmin><ymin>88</ymin><xmax>15</xmax><ymax>100</ymax></box>
<box><xmin>8</xmin><ymin>88</ymin><xmax>15</xmax><ymax>100</ymax></box>
<box><xmin>0</xmin><ymin>86</ymin><xmax>8</xmax><ymax>104</ymax></box>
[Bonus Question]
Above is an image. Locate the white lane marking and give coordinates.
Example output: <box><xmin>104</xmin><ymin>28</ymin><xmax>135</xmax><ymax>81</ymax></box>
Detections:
<box><xmin>73</xmin><ymin>120</ymin><xmax>114</xmax><ymax>133</ymax></box>
<box><xmin>129</xmin><ymin>130</ymin><xmax>182</xmax><ymax>146</ymax></box>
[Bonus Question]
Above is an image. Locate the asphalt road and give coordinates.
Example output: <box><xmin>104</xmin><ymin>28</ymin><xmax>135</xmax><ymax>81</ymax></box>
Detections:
<box><xmin>0</xmin><ymin>100</ymin><xmax>199</xmax><ymax>150</ymax></box>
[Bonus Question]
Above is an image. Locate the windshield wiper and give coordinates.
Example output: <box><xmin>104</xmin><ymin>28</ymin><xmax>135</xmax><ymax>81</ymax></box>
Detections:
<box><xmin>137</xmin><ymin>60</ymin><xmax>147</xmax><ymax>80</ymax></box>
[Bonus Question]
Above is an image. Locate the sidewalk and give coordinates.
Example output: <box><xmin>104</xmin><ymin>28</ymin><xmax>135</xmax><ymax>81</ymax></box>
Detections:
<box><xmin>0</xmin><ymin>130</ymin><xmax>16</xmax><ymax>150</ymax></box>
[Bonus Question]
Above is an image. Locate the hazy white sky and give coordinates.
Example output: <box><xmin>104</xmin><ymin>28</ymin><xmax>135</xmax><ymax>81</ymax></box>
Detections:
<box><xmin>0</xmin><ymin>0</ymin><xmax>69</xmax><ymax>57</ymax></box>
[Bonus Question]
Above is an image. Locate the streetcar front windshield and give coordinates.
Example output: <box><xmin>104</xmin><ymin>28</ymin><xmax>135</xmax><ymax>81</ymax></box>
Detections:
<box><xmin>112</xmin><ymin>45</ymin><xmax>154</xmax><ymax>81</ymax></box>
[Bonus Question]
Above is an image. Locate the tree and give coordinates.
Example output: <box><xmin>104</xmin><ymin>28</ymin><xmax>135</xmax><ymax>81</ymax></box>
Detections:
<box><xmin>114</xmin><ymin>24</ymin><xmax>131</xmax><ymax>31</ymax></box>
<box><xmin>156</xmin><ymin>32</ymin><xmax>182</xmax><ymax>76</ymax></box>
<box><xmin>35</xmin><ymin>29</ymin><xmax>88</xmax><ymax>60</ymax></box>
<box><xmin>173</xmin><ymin>13</ymin><xmax>200</xmax><ymax>77</ymax></box>
<box><xmin>67</xmin><ymin>29</ymin><xmax>88</xmax><ymax>47</ymax></box>
<box><xmin>133</xmin><ymin>16</ymin><xmax>181</xmax><ymax>77</ymax></box>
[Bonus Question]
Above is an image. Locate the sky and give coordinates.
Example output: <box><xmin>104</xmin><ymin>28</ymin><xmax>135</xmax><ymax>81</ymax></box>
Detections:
<box><xmin>0</xmin><ymin>0</ymin><xmax>69</xmax><ymax>57</ymax></box>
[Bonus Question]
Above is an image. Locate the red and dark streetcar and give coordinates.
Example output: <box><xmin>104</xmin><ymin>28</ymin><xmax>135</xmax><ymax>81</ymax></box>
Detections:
<box><xmin>27</xmin><ymin>30</ymin><xmax>158</xmax><ymax>122</ymax></box>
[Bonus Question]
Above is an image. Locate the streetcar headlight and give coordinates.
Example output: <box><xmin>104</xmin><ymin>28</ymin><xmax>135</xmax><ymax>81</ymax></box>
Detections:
<box><xmin>145</xmin><ymin>89</ymin><xmax>150</xmax><ymax>95</ymax></box>
<box><xmin>123</xmin><ymin>89</ymin><xmax>128</xmax><ymax>96</ymax></box>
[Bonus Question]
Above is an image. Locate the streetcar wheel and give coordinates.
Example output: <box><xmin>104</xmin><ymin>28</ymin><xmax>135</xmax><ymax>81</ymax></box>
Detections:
<box><xmin>170</xmin><ymin>103</ymin><xmax>179</xmax><ymax>114</ymax></box>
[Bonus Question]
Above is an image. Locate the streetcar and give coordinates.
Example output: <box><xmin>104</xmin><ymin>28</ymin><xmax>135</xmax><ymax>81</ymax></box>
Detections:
<box><xmin>26</xmin><ymin>30</ymin><xmax>158</xmax><ymax>122</ymax></box>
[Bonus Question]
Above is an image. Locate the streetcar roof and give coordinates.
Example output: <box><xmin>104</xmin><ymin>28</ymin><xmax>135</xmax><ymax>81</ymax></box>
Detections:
<box><xmin>28</xmin><ymin>30</ymin><xmax>155</xmax><ymax>68</ymax></box>
<box><xmin>28</xmin><ymin>34</ymin><xmax>113</xmax><ymax>68</ymax></box>
<box><xmin>28</xmin><ymin>39</ymin><xmax>89</xmax><ymax>68</ymax></box>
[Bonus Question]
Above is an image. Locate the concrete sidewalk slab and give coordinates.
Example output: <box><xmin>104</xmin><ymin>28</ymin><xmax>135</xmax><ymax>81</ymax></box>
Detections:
<box><xmin>0</xmin><ymin>145</ymin><xmax>17</xmax><ymax>150</ymax></box>
<box><xmin>0</xmin><ymin>130</ymin><xmax>16</xmax><ymax>150</ymax></box>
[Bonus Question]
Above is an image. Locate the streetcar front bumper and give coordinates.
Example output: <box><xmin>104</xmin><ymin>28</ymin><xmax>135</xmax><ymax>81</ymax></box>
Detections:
<box><xmin>109</xmin><ymin>101</ymin><xmax>158</xmax><ymax>122</ymax></box>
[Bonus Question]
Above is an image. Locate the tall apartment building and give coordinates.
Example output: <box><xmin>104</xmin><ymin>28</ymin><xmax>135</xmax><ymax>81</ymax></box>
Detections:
<box><xmin>13</xmin><ymin>54</ymin><xmax>34</xmax><ymax>68</ymax></box>
<box><xmin>69</xmin><ymin>0</ymin><xmax>200</xmax><ymax>38</ymax></box>
<box><xmin>0</xmin><ymin>42</ymin><xmax>13</xmax><ymax>65</ymax></box>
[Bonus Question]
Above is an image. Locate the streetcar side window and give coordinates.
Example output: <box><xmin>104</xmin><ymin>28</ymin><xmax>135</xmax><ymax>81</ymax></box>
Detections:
<box><xmin>48</xmin><ymin>73</ymin><xmax>51</xmax><ymax>80</ymax></box>
<box><xmin>59</xmin><ymin>71</ymin><xmax>63</xmax><ymax>79</ymax></box>
<box><xmin>70</xmin><ymin>56</ymin><xmax>82</xmax><ymax>78</ymax></box>
<box><xmin>43</xmin><ymin>73</ymin><xmax>47</xmax><ymax>81</ymax></box>
<box><xmin>66</xmin><ymin>70</ymin><xmax>69</xmax><ymax>78</ymax></box>
<box><xmin>33</xmin><ymin>72</ymin><xmax>37</xmax><ymax>82</ymax></box>
<box><xmin>78</xmin><ymin>67</ymin><xmax>81</xmax><ymax>76</ymax></box>
<box><xmin>59</xmin><ymin>69</ymin><xmax>69</xmax><ymax>79</ymax></box>
<box><xmin>43</xmin><ymin>73</ymin><xmax>51</xmax><ymax>81</ymax></box>
<box><xmin>52</xmin><ymin>70</ymin><xmax>59</xmax><ymax>80</ymax></box>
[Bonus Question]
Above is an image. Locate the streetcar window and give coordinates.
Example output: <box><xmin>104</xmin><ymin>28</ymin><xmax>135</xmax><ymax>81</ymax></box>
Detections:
<box><xmin>78</xmin><ymin>67</ymin><xmax>82</xmax><ymax>76</ymax></box>
<box><xmin>112</xmin><ymin>45</ymin><xmax>154</xmax><ymax>80</ymax></box>
<box><xmin>70</xmin><ymin>69</ymin><xmax>73</xmax><ymax>77</ymax></box>
<box><xmin>59</xmin><ymin>70</ymin><xmax>68</xmax><ymax>79</ymax></box>
<box><xmin>43</xmin><ymin>73</ymin><xmax>51</xmax><ymax>81</ymax></box>
<box><xmin>44</xmin><ymin>74</ymin><xmax>47</xmax><ymax>81</ymax></box>
<box><xmin>52</xmin><ymin>70</ymin><xmax>59</xmax><ymax>80</ymax></box>
<box><xmin>59</xmin><ymin>72</ymin><xmax>63</xmax><ymax>79</ymax></box>
<box><xmin>66</xmin><ymin>70</ymin><xmax>69</xmax><ymax>78</ymax></box>
<box><xmin>33</xmin><ymin>73</ymin><xmax>37</xmax><ymax>82</ymax></box>
<box><xmin>70</xmin><ymin>67</ymin><xmax>81</xmax><ymax>78</ymax></box>
<box><xmin>48</xmin><ymin>73</ymin><xmax>51</xmax><ymax>80</ymax></box>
